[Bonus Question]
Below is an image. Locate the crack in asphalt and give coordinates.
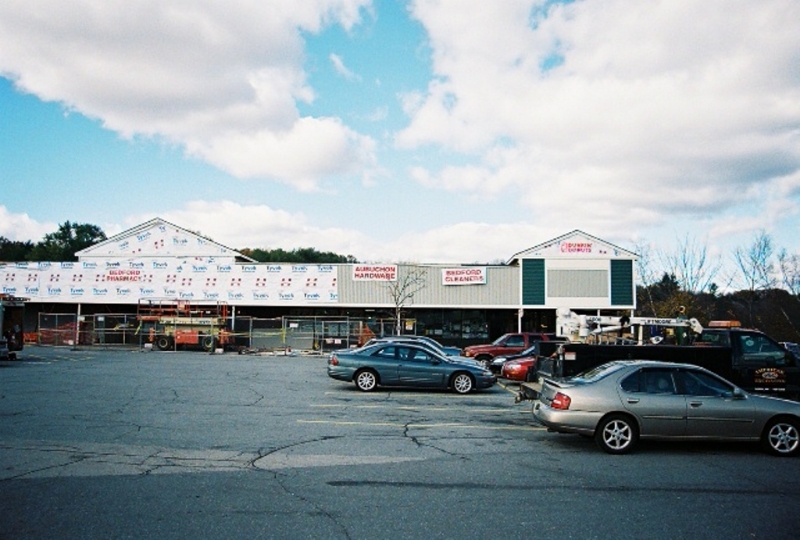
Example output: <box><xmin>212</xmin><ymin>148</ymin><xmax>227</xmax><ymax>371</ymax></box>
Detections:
<box><xmin>2</xmin><ymin>460</ymin><xmax>87</xmax><ymax>481</ymax></box>
<box><xmin>271</xmin><ymin>470</ymin><xmax>354</xmax><ymax>540</ymax></box>
<box><xmin>250</xmin><ymin>435</ymin><xmax>345</xmax><ymax>466</ymax></box>
<box><xmin>250</xmin><ymin>436</ymin><xmax>354</xmax><ymax>540</ymax></box>
<box><xmin>401</xmin><ymin>420</ymin><xmax>466</xmax><ymax>458</ymax></box>
<box><xmin>0</xmin><ymin>440</ymin><xmax>259</xmax><ymax>480</ymax></box>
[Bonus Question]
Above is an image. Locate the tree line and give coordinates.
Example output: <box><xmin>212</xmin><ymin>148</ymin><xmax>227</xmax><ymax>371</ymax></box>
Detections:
<box><xmin>0</xmin><ymin>222</ymin><xmax>357</xmax><ymax>264</ymax></box>
<box><xmin>635</xmin><ymin>231</ymin><xmax>800</xmax><ymax>342</ymax></box>
<box><xmin>0</xmin><ymin>222</ymin><xmax>107</xmax><ymax>262</ymax></box>
<box><xmin>2</xmin><ymin>222</ymin><xmax>799</xmax><ymax>342</ymax></box>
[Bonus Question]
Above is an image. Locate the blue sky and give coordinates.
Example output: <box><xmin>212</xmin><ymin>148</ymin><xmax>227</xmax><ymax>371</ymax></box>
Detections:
<box><xmin>1</xmin><ymin>0</ymin><xmax>799</xmax><ymax>281</ymax></box>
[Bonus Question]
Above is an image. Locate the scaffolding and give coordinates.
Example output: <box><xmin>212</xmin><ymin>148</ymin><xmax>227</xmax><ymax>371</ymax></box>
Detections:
<box><xmin>136</xmin><ymin>299</ymin><xmax>231</xmax><ymax>351</ymax></box>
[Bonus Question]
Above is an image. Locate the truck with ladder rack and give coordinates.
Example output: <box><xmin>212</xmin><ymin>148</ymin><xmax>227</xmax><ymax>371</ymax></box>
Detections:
<box><xmin>517</xmin><ymin>309</ymin><xmax>800</xmax><ymax>401</ymax></box>
<box><xmin>136</xmin><ymin>299</ymin><xmax>232</xmax><ymax>351</ymax></box>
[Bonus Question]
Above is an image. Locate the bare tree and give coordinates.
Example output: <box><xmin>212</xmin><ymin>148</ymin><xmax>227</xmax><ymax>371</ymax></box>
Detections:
<box><xmin>385</xmin><ymin>267</ymin><xmax>428</xmax><ymax>335</ymax></box>
<box><xmin>733</xmin><ymin>230</ymin><xmax>776</xmax><ymax>290</ymax></box>
<box><xmin>658</xmin><ymin>234</ymin><xmax>721</xmax><ymax>294</ymax></box>
<box><xmin>778</xmin><ymin>248</ymin><xmax>800</xmax><ymax>298</ymax></box>
<box><xmin>732</xmin><ymin>230</ymin><xmax>777</xmax><ymax>326</ymax></box>
<box><xmin>631</xmin><ymin>239</ymin><xmax>659</xmax><ymax>316</ymax></box>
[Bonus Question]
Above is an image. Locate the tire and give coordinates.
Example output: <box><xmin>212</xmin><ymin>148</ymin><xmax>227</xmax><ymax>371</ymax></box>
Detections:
<box><xmin>355</xmin><ymin>369</ymin><xmax>378</xmax><ymax>392</ymax></box>
<box><xmin>595</xmin><ymin>414</ymin><xmax>639</xmax><ymax>454</ymax></box>
<box><xmin>202</xmin><ymin>335</ymin><xmax>216</xmax><ymax>351</ymax></box>
<box><xmin>156</xmin><ymin>336</ymin><xmax>172</xmax><ymax>351</ymax></box>
<box><xmin>762</xmin><ymin>417</ymin><xmax>800</xmax><ymax>457</ymax></box>
<box><xmin>451</xmin><ymin>372</ymin><xmax>474</xmax><ymax>394</ymax></box>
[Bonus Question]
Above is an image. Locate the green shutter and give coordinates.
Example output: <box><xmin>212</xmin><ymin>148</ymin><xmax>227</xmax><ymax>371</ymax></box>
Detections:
<box><xmin>522</xmin><ymin>259</ymin><xmax>545</xmax><ymax>305</ymax></box>
<box><xmin>610</xmin><ymin>259</ymin><xmax>633</xmax><ymax>306</ymax></box>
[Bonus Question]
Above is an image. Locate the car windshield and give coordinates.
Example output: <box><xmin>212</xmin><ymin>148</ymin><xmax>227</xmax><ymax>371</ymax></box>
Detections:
<box><xmin>569</xmin><ymin>362</ymin><xmax>628</xmax><ymax>383</ymax></box>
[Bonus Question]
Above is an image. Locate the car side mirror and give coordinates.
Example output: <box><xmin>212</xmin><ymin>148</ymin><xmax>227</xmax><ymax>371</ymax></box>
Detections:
<box><xmin>732</xmin><ymin>387</ymin><xmax>746</xmax><ymax>399</ymax></box>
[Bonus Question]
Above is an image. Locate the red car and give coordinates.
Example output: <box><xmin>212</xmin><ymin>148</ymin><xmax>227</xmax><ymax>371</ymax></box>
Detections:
<box><xmin>501</xmin><ymin>357</ymin><xmax>537</xmax><ymax>381</ymax></box>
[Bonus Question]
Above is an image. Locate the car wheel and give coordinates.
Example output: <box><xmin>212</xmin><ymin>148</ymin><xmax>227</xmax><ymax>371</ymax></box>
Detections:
<box><xmin>202</xmin><ymin>335</ymin><xmax>216</xmax><ymax>351</ymax></box>
<box><xmin>475</xmin><ymin>355</ymin><xmax>492</xmax><ymax>365</ymax></box>
<box><xmin>595</xmin><ymin>414</ymin><xmax>638</xmax><ymax>454</ymax></box>
<box><xmin>156</xmin><ymin>336</ymin><xmax>172</xmax><ymax>351</ymax></box>
<box><xmin>451</xmin><ymin>372</ymin><xmax>474</xmax><ymax>394</ymax></box>
<box><xmin>355</xmin><ymin>369</ymin><xmax>378</xmax><ymax>392</ymax></box>
<box><xmin>762</xmin><ymin>417</ymin><xmax>800</xmax><ymax>456</ymax></box>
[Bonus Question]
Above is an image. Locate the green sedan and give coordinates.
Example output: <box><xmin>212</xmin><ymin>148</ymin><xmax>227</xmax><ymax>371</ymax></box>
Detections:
<box><xmin>327</xmin><ymin>342</ymin><xmax>496</xmax><ymax>394</ymax></box>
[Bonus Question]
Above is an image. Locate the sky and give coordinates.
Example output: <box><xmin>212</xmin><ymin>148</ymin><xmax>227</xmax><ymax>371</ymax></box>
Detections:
<box><xmin>1</xmin><ymin>0</ymin><xmax>799</xmax><ymax>272</ymax></box>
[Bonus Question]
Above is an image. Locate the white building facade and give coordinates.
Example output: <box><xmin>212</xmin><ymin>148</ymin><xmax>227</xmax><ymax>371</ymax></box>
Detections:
<box><xmin>0</xmin><ymin>218</ymin><xmax>638</xmax><ymax>345</ymax></box>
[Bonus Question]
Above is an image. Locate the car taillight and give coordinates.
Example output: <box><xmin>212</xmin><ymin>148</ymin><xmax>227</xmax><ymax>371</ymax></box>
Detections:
<box><xmin>551</xmin><ymin>392</ymin><xmax>571</xmax><ymax>410</ymax></box>
<box><xmin>329</xmin><ymin>355</ymin><xmax>339</xmax><ymax>366</ymax></box>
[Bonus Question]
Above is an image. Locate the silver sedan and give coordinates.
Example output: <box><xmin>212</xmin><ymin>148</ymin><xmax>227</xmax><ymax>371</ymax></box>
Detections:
<box><xmin>533</xmin><ymin>360</ymin><xmax>800</xmax><ymax>455</ymax></box>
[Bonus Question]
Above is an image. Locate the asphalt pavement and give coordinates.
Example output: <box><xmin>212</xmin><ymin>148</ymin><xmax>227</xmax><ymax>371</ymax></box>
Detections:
<box><xmin>1</xmin><ymin>346</ymin><xmax>799</xmax><ymax>539</ymax></box>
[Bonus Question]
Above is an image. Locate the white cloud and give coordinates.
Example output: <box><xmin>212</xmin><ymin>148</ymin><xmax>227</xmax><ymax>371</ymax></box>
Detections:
<box><xmin>0</xmin><ymin>207</ymin><xmax>55</xmax><ymax>243</ymax></box>
<box><xmin>3</xmin><ymin>0</ymin><xmax>799</xmax><ymax>271</ymax></box>
<box><xmin>377</xmin><ymin>221</ymin><xmax>555</xmax><ymax>264</ymax></box>
<box><xmin>0</xmin><ymin>0</ymin><xmax>375</xmax><ymax>189</ymax></box>
<box><xmin>399</xmin><ymin>0</ymin><xmax>800</xmax><ymax>242</ymax></box>
<box><xmin>121</xmin><ymin>201</ymin><xmax>378</xmax><ymax>259</ymax></box>
<box><xmin>188</xmin><ymin>117</ymin><xmax>377</xmax><ymax>191</ymax></box>
<box><xmin>329</xmin><ymin>53</ymin><xmax>360</xmax><ymax>81</ymax></box>
<box><xmin>117</xmin><ymin>202</ymin><xmax>557</xmax><ymax>264</ymax></box>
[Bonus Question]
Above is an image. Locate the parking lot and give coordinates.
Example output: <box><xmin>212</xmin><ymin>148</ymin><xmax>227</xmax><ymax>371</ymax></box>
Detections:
<box><xmin>2</xmin><ymin>346</ymin><xmax>799</xmax><ymax>539</ymax></box>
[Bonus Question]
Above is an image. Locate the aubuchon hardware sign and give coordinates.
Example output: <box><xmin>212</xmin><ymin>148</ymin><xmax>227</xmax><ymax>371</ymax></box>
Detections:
<box><xmin>352</xmin><ymin>265</ymin><xmax>397</xmax><ymax>281</ymax></box>
<box><xmin>441</xmin><ymin>267</ymin><xmax>486</xmax><ymax>285</ymax></box>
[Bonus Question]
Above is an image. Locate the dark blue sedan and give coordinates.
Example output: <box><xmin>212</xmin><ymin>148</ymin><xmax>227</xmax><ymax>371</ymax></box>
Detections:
<box><xmin>327</xmin><ymin>342</ymin><xmax>496</xmax><ymax>393</ymax></box>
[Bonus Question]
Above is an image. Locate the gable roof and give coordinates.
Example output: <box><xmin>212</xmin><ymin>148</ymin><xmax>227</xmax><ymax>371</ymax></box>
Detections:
<box><xmin>506</xmin><ymin>230</ymin><xmax>637</xmax><ymax>264</ymax></box>
<box><xmin>75</xmin><ymin>218</ymin><xmax>256</xmax><ymax>262</ymax></box>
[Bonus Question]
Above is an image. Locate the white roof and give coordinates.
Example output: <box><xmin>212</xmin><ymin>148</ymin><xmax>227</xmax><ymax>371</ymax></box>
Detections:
<box><xmin>506</xmin><ymin>230</ymin><xmax>637</xmax><ymax>264</ymax></box>
<box><xmin>75</xmin><ymin>218</ymin><xmax>255</xmax><ymax>262</ymax></box>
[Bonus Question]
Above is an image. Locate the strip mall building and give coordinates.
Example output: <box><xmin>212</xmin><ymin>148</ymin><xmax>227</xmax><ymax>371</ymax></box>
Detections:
<box><xmin>0</xmin><ymin>218</ymin><xmax>638</xmax><ymax>347</ymax></box>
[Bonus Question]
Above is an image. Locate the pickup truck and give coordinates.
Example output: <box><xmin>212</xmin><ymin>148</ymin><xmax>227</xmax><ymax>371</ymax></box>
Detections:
<box><xmin>519</xmin><ymin>323</ymin><xmax>800</xmax><ymax>401</ymax></box>
<box><xmin>462</xmin><ymin>332</ymin><xmax>558</xmax><ymax>364</ymax></box>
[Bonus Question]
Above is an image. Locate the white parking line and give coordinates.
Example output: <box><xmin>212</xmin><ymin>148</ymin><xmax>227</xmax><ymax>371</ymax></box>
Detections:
<box><xmin>298</xmin><ymin>419</ymin><xmax>545</xmax><ymax>431</ymax></box>
<box><xmin>311</xmin><ymin>403</ymin><xmax>529</xmax><ymax>414</ymax></box>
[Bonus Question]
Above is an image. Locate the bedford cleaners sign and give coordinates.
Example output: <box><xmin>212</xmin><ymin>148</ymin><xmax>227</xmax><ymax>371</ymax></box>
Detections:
<box><xmin>441</xmin><ymin>267</ymin><xmax>486</xmax><ymax>285</ymax></box>
<box><xmin>352</xmin><ymin>265</ymin><xmax>397</xmax><ymax>281</ymax></box>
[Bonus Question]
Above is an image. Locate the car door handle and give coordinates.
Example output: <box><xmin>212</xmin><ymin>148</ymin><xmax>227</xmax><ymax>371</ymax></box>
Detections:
<box><xmin>627</xmin><ymin>398</ymin><xmax>640</xmax><ymax>404</ymax></box>
<box><xmin>689</xmin><ymin>401</ymin><xmax>703</xmax><ymax>408</ymax></box>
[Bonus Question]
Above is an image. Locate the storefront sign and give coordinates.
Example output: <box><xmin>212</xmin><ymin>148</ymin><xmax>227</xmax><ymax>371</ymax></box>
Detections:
<box><xmin>441</xmin><ymin>267</ymin><xmax>486</xmax><ymax>285</ymax></box>
<box><xmin>560</xmin><ymin>242</ymin><xmax>593</xmax><ymax>253</ymax></box>
<box><xmin>107</xmin><ymin>269</ymin><xmax>143</xmax><ymax>282</ymax></box>
<box><xmin>352</xmin><ymin>265</ymin><xmax>397</xmax><ymax>281</ymax></box>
